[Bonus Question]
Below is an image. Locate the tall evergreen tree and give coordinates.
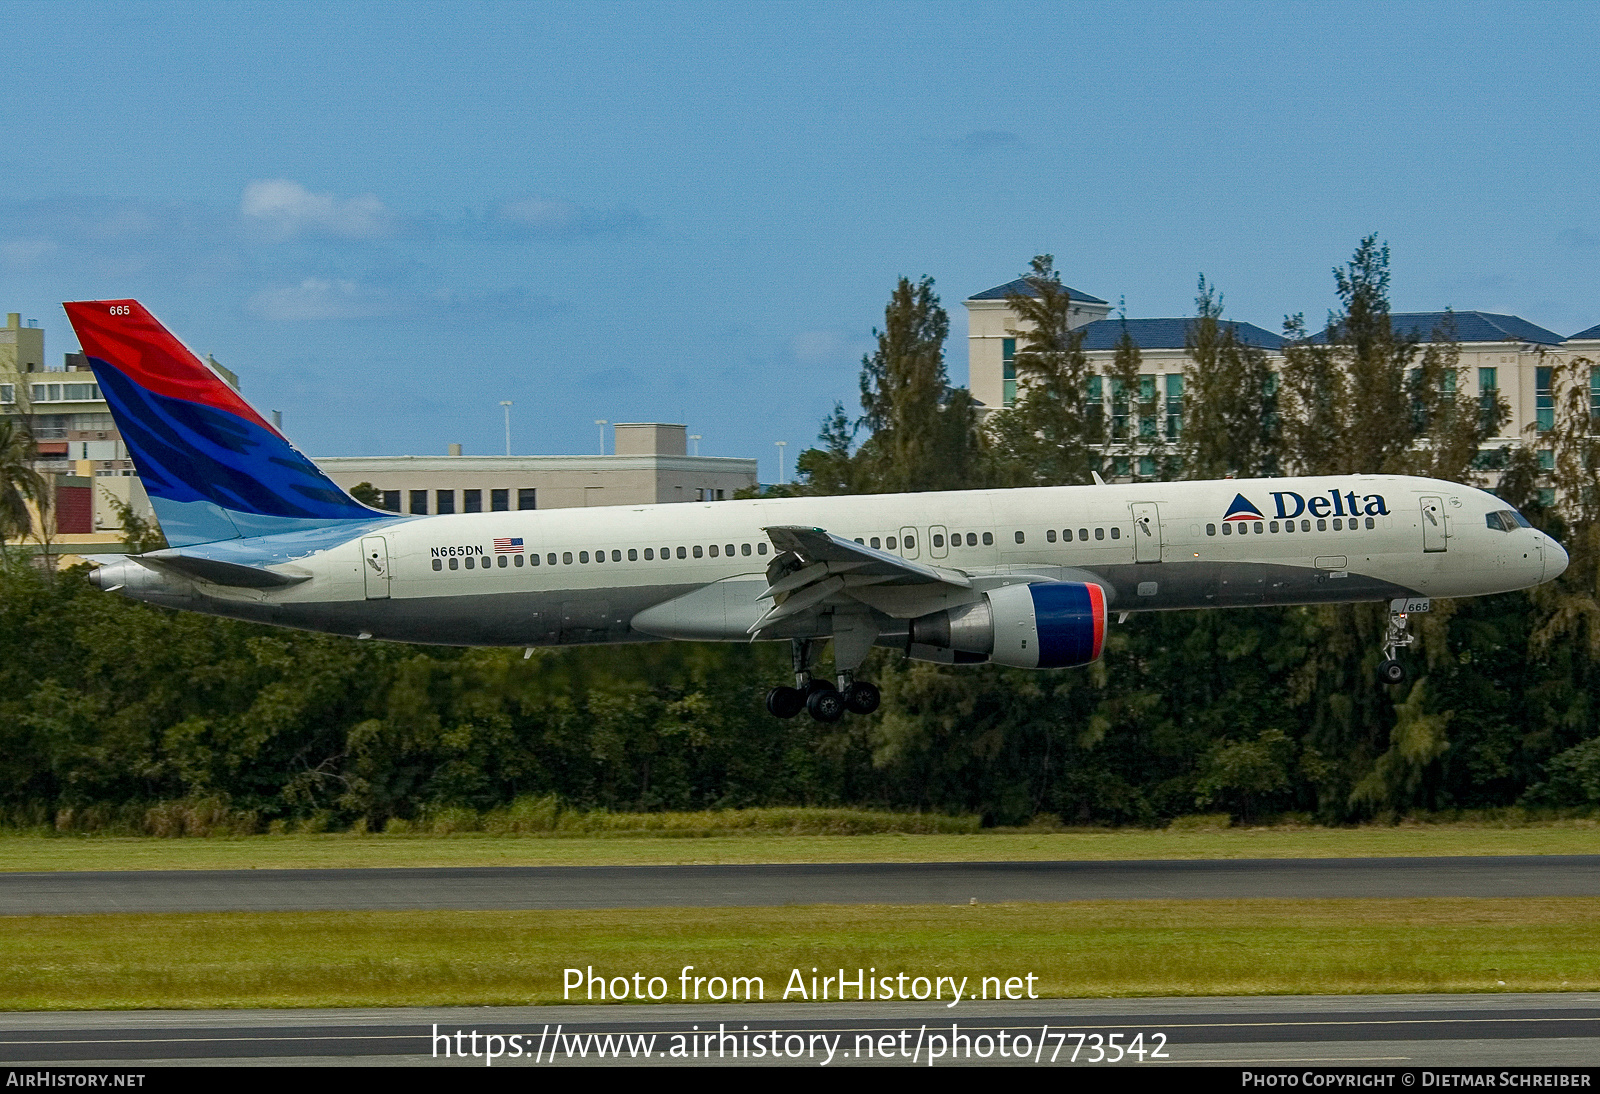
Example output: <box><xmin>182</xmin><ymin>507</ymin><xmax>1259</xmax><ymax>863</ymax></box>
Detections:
<box><xmin>986</xmin><ymin>255</ymin><xmax>1105</xmax><ymax>486</ymax></box>
<box><xmin>798</xmin><ymin>275</ymin><xmax>978</xmax><ymax>494</ymax></box>
<box><xmin>1179</xmin><ymin>276</ymin><xmax>1279</xmax><ymax>479</ymax></box>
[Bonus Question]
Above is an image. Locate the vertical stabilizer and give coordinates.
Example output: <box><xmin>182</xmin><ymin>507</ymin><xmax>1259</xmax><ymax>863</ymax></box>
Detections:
<box><xmin>63</xmin><ymin>299</ymin><xmax>379</xmax><ymax>546</ymax></box>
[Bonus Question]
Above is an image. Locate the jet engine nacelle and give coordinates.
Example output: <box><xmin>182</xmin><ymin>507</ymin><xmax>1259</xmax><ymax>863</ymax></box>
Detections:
<box><xmin>908</xmin><ymin>581</ymin><xmax>1107</xmax><ymax>669</ymax></box>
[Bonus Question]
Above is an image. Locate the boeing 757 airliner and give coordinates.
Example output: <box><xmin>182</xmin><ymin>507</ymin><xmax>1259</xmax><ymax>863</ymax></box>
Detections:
<box><xmin>67</xmin><ymin>300</ymin><xmax>1567</xmax><ymax>722</ymax></box>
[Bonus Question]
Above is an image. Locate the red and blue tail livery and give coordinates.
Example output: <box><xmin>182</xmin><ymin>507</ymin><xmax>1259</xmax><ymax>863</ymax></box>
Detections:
<box><xmin>64</xmin><ymin>300</ymin><xmax>382</xmax><ymax>546</ymax></box>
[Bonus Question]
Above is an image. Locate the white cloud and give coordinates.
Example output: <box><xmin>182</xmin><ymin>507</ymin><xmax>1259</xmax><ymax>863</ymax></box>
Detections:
<box><xmin>248</xmin><ymin>278</ymin><xmax>394</xmax><ymax>321</ymax></box>
<box><xmin>497</xmin><ymin>198</ymin><xmax>582</xmax><ymax>230</ymax></box>
<box><xmin>791</xmin><ymin>329</ymin><xmax>866</xmax><ymax>364</ymax></box>
<box><xmin>241</xmin><ymin>180</ymin><xmax>392</xmax><ymax>240</ymax></box>
<box><xmin>1</xmin><ymin>237</ymin><xmax>57</xmax><ymax>269</ymax></box>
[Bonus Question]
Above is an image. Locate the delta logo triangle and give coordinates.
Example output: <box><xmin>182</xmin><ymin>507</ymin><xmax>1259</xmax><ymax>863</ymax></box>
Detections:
<box><xmin>1223</xmin><ymin>493</ymin><xmax>1265</xmax><ymax>522</ymax></box>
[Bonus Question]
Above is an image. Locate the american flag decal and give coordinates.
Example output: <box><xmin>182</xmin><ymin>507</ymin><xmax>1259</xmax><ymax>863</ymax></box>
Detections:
<box><xmin>493</xmin><ymin>538</ymin><xmax>524</xmax><ymax>553</ymax></box>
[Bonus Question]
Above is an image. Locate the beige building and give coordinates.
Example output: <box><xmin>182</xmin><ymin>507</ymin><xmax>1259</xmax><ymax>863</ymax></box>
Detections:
<box><xmin>965</xmin><ymin>278</ymin><xmax>1600</xmax><ymax>491</ymax></box>
<box><xmin>313</xmin><ymin>423</ymin><xmax>758</xmax><ymax>514</ymax></box>
<box><xmin>0</xmin><ymin>313</ymin><xmax>152</xmax><ymax>545</ymax></box>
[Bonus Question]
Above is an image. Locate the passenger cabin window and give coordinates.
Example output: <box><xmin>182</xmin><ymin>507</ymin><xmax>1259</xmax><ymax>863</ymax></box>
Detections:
<box><xmin>1014</xmin><ymin>531</ymin><xmax>1025</xmax><ymax>544</ymax></box>
<box><xmin>1110</xmin><ymin>528</ymin><xmax>1120</xmax><ymax>540</ymax></box>
<box><xmin>1078</xmin><ymin>528</ymin><xmax>1088</xmax><ymax>540</ymax></box>
<box><xmin>982</xmin><ymin>532</ymin><xmax>994</xmax><ymax>545</ymax></box>
<box><xmin>1095</xmin><ymin>528</ymin><xmax>1105</xmax><ymax>540</ymax></box>
<box><xmin>693</xmin><ymin>545</ymin><xmax>703</xmax><ymax>558</ymax></box>
<box><xmin>1206</xmin><ymin>524</ymin><xmax>1216</xmax><ymax>536</ymax></box>
<box><xmin>870</xmin><ymin>537</ymin><xmax>880</xmax><ymax>549</ymax></box>
<box><xmin>1047</xmin><ymin>530</ymin><xmax>1057</xmax><ymax>543</ymax></box>
<box><xmin>933</xmin><ymin>534</ymin><xmax>945</xmax><ymax>548</ymax></box>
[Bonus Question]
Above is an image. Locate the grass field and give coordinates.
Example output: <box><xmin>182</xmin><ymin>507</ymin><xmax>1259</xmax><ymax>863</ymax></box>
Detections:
<box><xmin>2</xmin><ymin>898</ymin><xmax>1596</xmax><ymax>1010</ymax></box>
<box><xmin>1</xmin><ymin>821</ymin><xmax>1597</xmax><ymax>873</ymax></box>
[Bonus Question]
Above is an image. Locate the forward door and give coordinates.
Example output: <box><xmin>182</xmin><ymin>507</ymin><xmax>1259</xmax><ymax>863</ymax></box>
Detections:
<box><xmin>1420</xmin><ymin>496</ymin><xmax>1447</xmax><ymax>553</ymax></box>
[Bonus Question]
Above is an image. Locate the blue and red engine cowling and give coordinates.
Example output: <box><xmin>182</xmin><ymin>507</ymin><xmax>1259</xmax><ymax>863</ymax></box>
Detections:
<box><xmin>907</xmin><ymin>581</ymin><xmax>1107</xmax><ymax>669</ymax></box>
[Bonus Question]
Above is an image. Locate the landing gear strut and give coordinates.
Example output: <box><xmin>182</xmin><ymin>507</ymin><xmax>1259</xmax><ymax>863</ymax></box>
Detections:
<box><xmin>1376</xmin><ymin>597</ymin><xmax>1426</xmax><ymax>687</ymax></box>
<box><xmin>764</xmin><ymin>636</ymin><xmax>881</xmax><ymax>721</ymax></box>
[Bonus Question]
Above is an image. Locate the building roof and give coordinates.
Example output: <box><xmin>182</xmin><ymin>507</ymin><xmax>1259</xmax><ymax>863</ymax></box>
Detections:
<box><xmin>1314</xmin><ymin>311</ymin><xmax>1565</xmax><ymax>346</ymax></box>
<box><xmin>968</xmin><ymin>277</ymin><xmax>1109</xmax><ymax>305</ymax></box>
<box><xmin>1568</xmin><ymin>323</ymin><xmax>1600</xmax><ymax>341</ymax></box>
<box><xmin>1073</xmin><ymin>317</ymin><xmax>1285</xmax><ymax>352</ymax></box>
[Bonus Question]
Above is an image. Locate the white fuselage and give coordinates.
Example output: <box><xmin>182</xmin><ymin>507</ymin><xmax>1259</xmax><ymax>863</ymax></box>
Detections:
<box><xmin>102</xmin><ymin>474</ymin><xmax>1564</xmax><ymax>649</ymax></box>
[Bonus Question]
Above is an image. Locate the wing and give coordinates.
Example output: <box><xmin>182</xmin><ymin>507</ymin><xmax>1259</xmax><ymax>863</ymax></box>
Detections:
<box><xmin>748</xmin><ymin>525</ymin><xmax>972</xmax><ymax>636</ymax></box>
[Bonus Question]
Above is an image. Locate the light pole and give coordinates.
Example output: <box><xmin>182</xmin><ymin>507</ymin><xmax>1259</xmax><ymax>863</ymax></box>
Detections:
<box><xmin>499</xmin><ymin>401</ymin><xmax>512</xmax><ymax>456</ymax></box>
<box><xmin>774</xmin><ymin>440</ymin><xmax>787</xmax><ymax>486</ymax></box>
<box><xmin>595</xmin><ymin>419</ymin><xmax>608</xmax><ymax>455</ymax></box>
<box><xmin>689</xmin><ymin>434</ymin><xmax>701</xmax><ymax>456</ymax></box>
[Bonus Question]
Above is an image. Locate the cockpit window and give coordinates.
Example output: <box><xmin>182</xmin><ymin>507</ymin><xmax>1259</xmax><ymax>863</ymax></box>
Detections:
<box><xmin>1486</xmin><ymin>509</ymin><xmax>1531</xmax><ymax>532</ymax></box>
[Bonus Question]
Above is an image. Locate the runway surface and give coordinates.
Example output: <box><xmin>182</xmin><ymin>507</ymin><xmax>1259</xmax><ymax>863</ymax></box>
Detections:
<box><xmin>2</xmin><ymin>994</ymin><xmax>1596</xmax><ymax>1067</ymax></box>
<box><xmin>3</xmin><ymin>856</ymin><xmax>1599</xmax><ymax>915</ymax></box>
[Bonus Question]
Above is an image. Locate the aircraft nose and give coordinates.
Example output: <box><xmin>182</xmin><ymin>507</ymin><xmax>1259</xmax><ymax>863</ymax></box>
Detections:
<box><xmin>1545</xmin><ymin>536</ymin><xmax>1569</xmax><ymax>582</ymax></box>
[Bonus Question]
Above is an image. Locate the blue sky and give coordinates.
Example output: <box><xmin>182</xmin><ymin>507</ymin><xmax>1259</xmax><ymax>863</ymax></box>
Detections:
<box><xmin>2</xmin><ymin>0</ymin><xmax>1597</xmax><ymax>478</ymax></box>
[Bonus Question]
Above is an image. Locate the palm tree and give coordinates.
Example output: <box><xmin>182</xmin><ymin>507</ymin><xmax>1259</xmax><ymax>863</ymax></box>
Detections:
<box><xmin>0</xmin><ymin>416</ymin><xmax>46</xmax><ymax>553</ymax></box>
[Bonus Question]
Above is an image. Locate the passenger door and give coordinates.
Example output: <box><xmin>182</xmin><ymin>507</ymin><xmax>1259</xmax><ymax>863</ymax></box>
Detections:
<box><xmin>1131</xmin><ymin>502</ymin><xmax>1162</xmax><ymax>563</ymax></box>
<box><xmin>1420</xmin><ymin>496</ymin><xmax>1447</xmax><ymax>553</ymax></box>
<box><xmin>361</xmin><ymin>536</ymin><xmax>391</xmax><ymax>599</ymax></box>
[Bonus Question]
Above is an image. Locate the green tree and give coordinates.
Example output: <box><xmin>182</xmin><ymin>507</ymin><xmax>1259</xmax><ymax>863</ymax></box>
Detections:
<box><xmin>349</xmin><ymin>481</ymin><xmax>383</xmax><ymax>507</ymax></box>
<box><xmin>985</xmin><ymin>255</ymin><xmax>1104</xmax><ymax>487</ymax></box>
<box><xmin>797</xmin><ymin>276</ymin><xmax>979</xmax><ymax>495</ymax></box>
<box><xmin>0</xmin><ymin>417</ymin><xmax>45</xmax><ymax>564</ymax></box>
<box><xmin>1179</xmin><ymin>276</ymin><xmax>1279</xmax><ymax>479</ymax></box>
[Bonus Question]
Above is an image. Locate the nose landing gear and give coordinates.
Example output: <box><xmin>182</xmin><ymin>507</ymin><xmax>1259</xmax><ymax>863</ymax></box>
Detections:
<box><xmin>1376</xmin><ymin>597</ymin><xmax>1428</xmax><ymax>687</ymax></box>
<box><xmin>764</xmin><ymin>638</ymin><xmax>882</xmax><ymax>721</ymax></box>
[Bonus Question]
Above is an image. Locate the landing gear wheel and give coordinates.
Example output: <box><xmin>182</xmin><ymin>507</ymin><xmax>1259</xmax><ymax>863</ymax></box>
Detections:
<box><xmin>843</xmin><ymin>680</ymin><xmax>880</xmax><ymax>715</ymax></box>
<box><xmin>765</xmin><ymin>686</ymin><xmax>805</xmax><ymax>719</ymax></box>
<box><xmin>806</xmin><ymin>686</ymin><xmax>846</xmax><ymax>723</ymax></box>
<box><xmin>1377</xmin><ymin>659</ymin><xmax>1407</xmax><ymax>686</ymax></box>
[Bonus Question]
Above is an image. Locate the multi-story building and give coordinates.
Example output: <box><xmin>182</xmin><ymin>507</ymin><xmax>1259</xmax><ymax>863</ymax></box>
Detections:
<box><xmin>313</xmin><ymin>423</ymin><xmax>758</xmax><ymax>513</ymax></box>
<box><xmin>0</xmin><ymin>313</ymin><xmax>152</xmax><ymax>545</ymax></box>
<box><xmin>965</xmin><ymin>278</ymin><xmax>1600</xmax><ymax>486</ymax></box>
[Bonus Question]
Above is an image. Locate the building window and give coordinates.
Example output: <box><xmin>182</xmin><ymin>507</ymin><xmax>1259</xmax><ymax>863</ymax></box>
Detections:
<box><xmin>1002</xmin><ymin>338</ymin><xmax>1017</xmax><ymax>407</ymax></box>
<box><xmin>1138</xmin><ymin>374</ymin><xmax>1157</xmax><ymax>439</ymax></box>
<box><xmin>1113</xmin><ymin>456</ymin><xmax>1130</xmax><ymax>478</ymax></box>
<box><xmin>491</xmin><ymin>488</ymin><xmax>509</xmax><ymax>512</ymax></box>
<box><xmin>1111</xmin><ymin>378</ymin><xmax>1129</xmax><ymax>440</ymax></box>
<box><xmin>1165</xmin><ymin>374</ymin><xmax>1183</xmax><ymax>439</ymax></box>
<box><xmin>410</xmin><ymin>490</ymin><xmax>428</xmax><ymax>515</ymax></box>
<box><xmin>1478</xmin><ymin>367</ymin><xmax>1498</xmax><ymax>433</ymax></box>
<box><xmin>1538</xmin><ymin>449</ymin><xmax>1554</xmax><ymax>471</ymax></box>
<box><xmin>1138</xmin><ymin>456</ymin><xmax>1156</xmax><ymax>478</ymax></box>
<box><xmin>0</xmin><ymin>385</ymin><xmax>11</xmax><ymax>404</ymax></box>
<box><xmin>518</xmin><ymin>488</ymin><xmax>537</xmax><ymax>510</ymax></box>
<box><xmin>1536</xmin><ymin>367</ymin><xmax>1554</xmax><ymax>433</ymax></box>
<box><xmin>1087</xmin><ymin>375</ymin><xmax>1103</xmax><ymax>431</ymax></box>
<box><xmin>382</xmin><ymin>490</ymin><xmax>400</xmax><ymax>512</ymax></box>
<box><xmin>464</xmin><ymin>489</ymin><xmax>482</xmax><ymax>513</ymax></box>
<box><xmin>436</xmin><ymin>490</ymin><xmax>455</xmax><ymax>515</ymax></box>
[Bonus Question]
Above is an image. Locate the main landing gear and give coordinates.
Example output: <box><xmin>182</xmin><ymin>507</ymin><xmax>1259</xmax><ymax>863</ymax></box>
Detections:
<box><xmin>765</xmin><ymin>638</ymin><xmax>881</xmax><ymax>722</ymax></box>
<box><xmin>1376</xmin><ymin>597</ymin><xmax>1427</xmax><ymax>687</ymax></box>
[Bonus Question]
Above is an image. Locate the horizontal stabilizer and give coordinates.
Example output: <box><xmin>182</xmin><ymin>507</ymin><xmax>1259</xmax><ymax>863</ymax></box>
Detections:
<box><xmin>142</xmin><ymin>552</ymin><xmax>311</xmax><ymax>588</ymax></box>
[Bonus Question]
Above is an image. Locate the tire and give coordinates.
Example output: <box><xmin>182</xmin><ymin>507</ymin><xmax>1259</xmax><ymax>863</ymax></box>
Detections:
<box><xmin>804</xmin><ymin>678</ymin><xmax>836</xmax><ymax>697</ymax></box>
<box><xmin>806</xmin><ymin>687</ymin><xmax>846</xmax><ymax>723</ymax></box>
<box><xmin>765</xmin><ymin>686</ymin><xmax>805</xmax><ymax>719</ymax></box>
<box><xmin>844</xmin><ymin>681</ymin><xmax>881</xmax><ymax>715</ymax></box>
<box><xmin>1377</xmin><ymin>659</ymin><xmax>1407</xmax><ymax>686</ymax></box>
